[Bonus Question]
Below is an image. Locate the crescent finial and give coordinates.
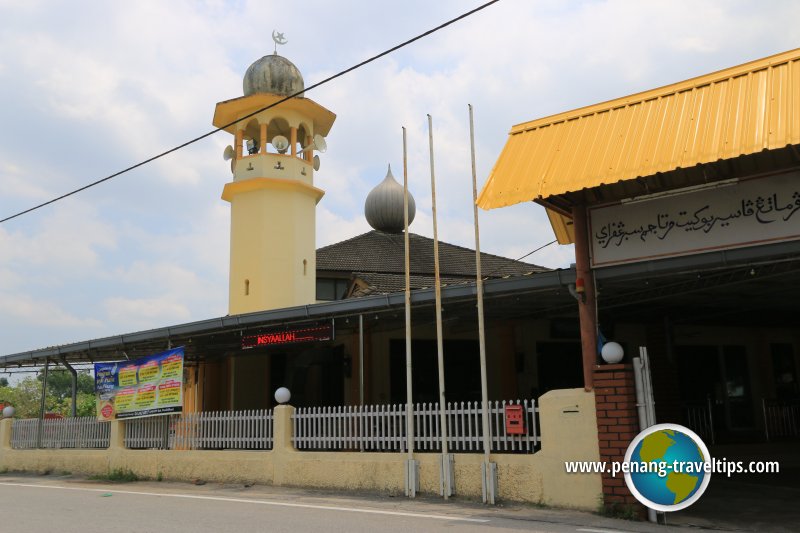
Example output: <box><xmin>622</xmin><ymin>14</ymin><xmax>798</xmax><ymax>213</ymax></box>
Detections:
<box><xmin>272</xmin><ymin>30</ymin><xmax>288</xmax><ymax>54</ymax></box>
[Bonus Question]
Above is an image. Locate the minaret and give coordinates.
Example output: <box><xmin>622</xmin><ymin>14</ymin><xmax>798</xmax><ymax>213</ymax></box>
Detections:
<box><xmin>214</xmin><ymin>41</ymin><xmax>336</xmax><ymax>314</ymax></box>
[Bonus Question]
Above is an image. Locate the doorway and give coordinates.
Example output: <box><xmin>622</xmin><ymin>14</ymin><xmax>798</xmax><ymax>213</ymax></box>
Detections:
<box><xmin>677</xmin><ymin>345</ymin><xmax>755</xmax><ymax>439</ymax></box>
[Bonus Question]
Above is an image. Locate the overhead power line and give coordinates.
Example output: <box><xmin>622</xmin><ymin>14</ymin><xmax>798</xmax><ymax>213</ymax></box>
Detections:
<box><xmin>512</xmin><ymin>239</ymin><xmax>558</xmax><ymax>264</ymax></box>
<box><xmin>0</xmin><ymin>0</ymin><xmax>501</xmax><ymax>225</ymax></box>
<box><xmin>480</xmin><ymin>239</ymin><xmax>559</xmax><ymax>280</ymax></box>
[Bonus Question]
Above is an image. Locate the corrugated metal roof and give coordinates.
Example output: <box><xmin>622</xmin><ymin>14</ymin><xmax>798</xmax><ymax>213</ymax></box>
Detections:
<box><xmin>478</xmin><ymin>48</ymin><xmax>800</xmax><ymax>211</ymax></box>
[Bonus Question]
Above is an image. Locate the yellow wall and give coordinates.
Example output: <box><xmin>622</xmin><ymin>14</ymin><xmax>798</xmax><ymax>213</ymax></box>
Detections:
<box><xmin>224</xmin><ymin>177</ymin><xmax>322</xmax><ymax>314</ymax></box>
<box><xmin>218</xmin><ymin>92</ymin><xmax>334</xmax><ymax>317</ymax></box>
<box><xmin>0</xmin><ymin>389</ymin><xmax>602</xmax><ymax>510</ymax></box>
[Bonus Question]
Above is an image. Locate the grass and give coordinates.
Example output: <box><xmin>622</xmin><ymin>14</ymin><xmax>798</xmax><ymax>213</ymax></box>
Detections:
<box><xmin>89</xmin><ymin>468</ymin><xmax>139</xmax><ymax>483</ymax></box>
<box><xmin>598</xmin><ymin>502</ymin><xmax>642</xmax><ymax>521</ymax></box>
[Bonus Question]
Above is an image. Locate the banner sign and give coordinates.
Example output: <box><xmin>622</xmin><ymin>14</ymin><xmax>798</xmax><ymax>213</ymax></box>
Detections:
<box><xmin>95</xmin><ymin>347</ymin><xmax>184</xmax><ymax>421</ymax></box>
<box><xmin>589</xmin><ymin>171</ymin><xmax>800</xmax><ymax>267</ymax></box>
<box><xmin>242</xmin><ymin>321</ymin><xmax>334</xmax><ymax>349</ymax></box>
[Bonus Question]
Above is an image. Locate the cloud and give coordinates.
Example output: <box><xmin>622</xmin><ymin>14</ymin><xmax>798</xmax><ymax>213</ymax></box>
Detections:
<box><xmin>0</xmin><ymin>200</ymin><xmax>116</xmax><ymax>274</ymax></box>
<box><xmin>2</xmin><ymin>0</ymin><xmax>800</xmax><ymax>356</ymax></box>
<box><xmin>0</xmin><ymin>293</ymin><xmax>102</xmax><ymax>330</ymax></box>
<box><xmin>103</xmin><ymin>296</ymin><xmax>192</xmax><ymax>330</ymax></box>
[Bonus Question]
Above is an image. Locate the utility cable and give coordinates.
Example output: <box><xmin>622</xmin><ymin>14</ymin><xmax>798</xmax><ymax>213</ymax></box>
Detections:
<box><xmin>481</xmin><ymin>238</ymin><xmax>558</xmax><ymax>280</ymax></box>
<box><xmin>0</xmin><ymin>0</ymin><xmax>501</xmax><ymax>225</ymax></box>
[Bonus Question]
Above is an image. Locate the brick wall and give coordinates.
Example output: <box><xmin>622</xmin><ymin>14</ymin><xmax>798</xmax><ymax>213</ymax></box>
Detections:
<box><xmin>594</xmin><ymin>363</ymin><xmax>644</xmax><ymax>513</ymax></box>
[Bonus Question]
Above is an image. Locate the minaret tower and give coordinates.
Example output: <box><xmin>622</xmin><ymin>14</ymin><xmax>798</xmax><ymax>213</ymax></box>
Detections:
<box><xmin>214</xmin><ymin>37</ymin><xmax>336</xmax><ymax>314</ymax></box>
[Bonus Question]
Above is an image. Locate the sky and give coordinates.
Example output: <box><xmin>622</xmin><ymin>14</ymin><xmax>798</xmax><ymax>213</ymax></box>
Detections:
<box><xmin>1</xmin><ymin>0</ymin><xmax>799</xmax><ymax>358</ymax></box>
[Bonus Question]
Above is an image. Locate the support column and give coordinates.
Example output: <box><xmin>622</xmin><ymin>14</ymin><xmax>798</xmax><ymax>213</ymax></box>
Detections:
<box><xmin>235</xmin><ymin>129</ymin><xmax>244</xmax><ymax>159</ymax></box>
<box><xmin>272</xmin><ymin>404</ymin><xmax>296</xmax><ymax>488</ymax></box>
<box><xmin>260</xmin><ymin>122</ymin><xmax>269</xmax><ymax>154</ymax></box>
<box><xmin>0</xmin><ymin>418</ymin><xmax>12</xmax><ymax>450</ymax></box>
<box><xmin>594</xmin><ymin>364</ymin><xmax>644</xmax><ymax>515</ymax></box>
<box><xmin>109</xmin><ymin>420</ymin><xmax>126</xmax><ymax>451</ymax></box>
<box><xmin>573</xmin><ymin>205</ymin><xmax>597</xmax><ymax>391</ymax></box>
<box><xmin>273</xmin><ymin>404</ymin><xmax>295</xmax><ymax>452</ymax></box>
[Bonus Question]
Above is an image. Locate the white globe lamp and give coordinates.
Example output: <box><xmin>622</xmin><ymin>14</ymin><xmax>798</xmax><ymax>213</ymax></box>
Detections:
<box><xmin>2</xmin><ymin>405</ymin><xmax>15</xmax><ymax>419</ymax></box>
<box><xmin>274</xmin><ymin>387</ymin><xmax>291</xmax><ymax>405</ymax></box>
<box><xmin>601</xmin><ymin>341</ymin><xmax>624</xmax><ymax>364</ymax></box>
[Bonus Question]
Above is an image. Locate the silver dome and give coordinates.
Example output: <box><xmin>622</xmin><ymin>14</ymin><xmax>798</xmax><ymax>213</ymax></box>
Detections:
<box><xmin>243</xmin><ymin>53</ymin><xmax>304</xmax><ymax>97</ymax></box>
<box><xmin>365</xmin><ymin>165</ymin><xmax>416</xmax><ymax>233</ymax></box>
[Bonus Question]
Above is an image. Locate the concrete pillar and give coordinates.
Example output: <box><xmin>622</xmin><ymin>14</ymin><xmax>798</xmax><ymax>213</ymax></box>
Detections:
<box><xmin>260</xmin><ymin>122</ymin><xmax>269</xmax><ymax>154</ymax></box>
<box><xmin>109</xmin><ymin>420</ymin><xmax>126</xmax><ymax>451</ymax></box>
<box><xmin>272</xmin><ymin>404</ymin><xmax>295</xmax><ymax>487</ymax></box>
<box><xmin>534</xmin><ymin>388</ymin><xmax>603</xmax><ymax>509</ymax></box>
<box><xmin>273</xmin><ymin>404</ymin><xmax>295</xmax><ymax>452</ymax></box>
<box><xmin>235</xmin><ymin>129</ymin><xmax>244</xmax><ymax>160</ymax></box>
<box><xmin>0</xmin><ymin>418</ymin><xmax>12</xmax><ymax>450</ymax></box>
<box><xmin>594</xmin><ymin>363</ymin><xmax>644</xmax><ymax>515</ymax></box>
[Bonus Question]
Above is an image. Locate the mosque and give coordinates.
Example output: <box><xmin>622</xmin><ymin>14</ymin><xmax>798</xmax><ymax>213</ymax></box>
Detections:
<box><xmin>1</xmin><ymin>40</ymin><xmax>798</xmax><ymax>519</ymax></box>
<box><xmin>0</xmin><ymin>48</ymin><xmax>569</xmax><ymax>414</ymax></box>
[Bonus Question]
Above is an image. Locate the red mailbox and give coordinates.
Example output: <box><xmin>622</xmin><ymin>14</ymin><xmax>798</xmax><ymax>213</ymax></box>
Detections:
<box><xmin>504</xmin><ymin>404</ymin><xmax>525</xmax><ymax>435</ymax></box>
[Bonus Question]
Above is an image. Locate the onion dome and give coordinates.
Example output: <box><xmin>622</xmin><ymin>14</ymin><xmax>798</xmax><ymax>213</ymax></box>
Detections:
<box><xmin>243</xmin><ymin>53</ymin><xmax>304</xmax><ymax>97</ymax></box>
<box><xmin>365</xmin><ymin>165</ymin><xmax>416</xmax><ymax>233</ymax></box>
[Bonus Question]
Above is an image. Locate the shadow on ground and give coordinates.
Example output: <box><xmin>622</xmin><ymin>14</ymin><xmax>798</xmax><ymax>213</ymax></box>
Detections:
<box><xmin>668</xmin><ymin>441</ymin><xmax>800</xmax><ymax>532</ymax></box>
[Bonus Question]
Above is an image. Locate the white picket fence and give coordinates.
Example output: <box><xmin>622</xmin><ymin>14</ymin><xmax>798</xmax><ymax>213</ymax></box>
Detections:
<box><xmin>763</xmin><ymin>399</ymin><xmax>800</xmax><ymax>440</ymax></box>
<box><xmin>124</xmin><ymin>409</ymin><xmax>273</xmax><ymax>450</ymax></box>
<box><xmin>293</xmin><ymin>399</ymin><xmax>539</xmax><ymax>453</ymax></box>
<box><xmin>124</xmin><ymin>415</ymin><xmax>175</xmax><ymax>449</ymax></box>
<box><xmin>11</xmin><ymin>417</ymin><xmax>110</xmax><ymax>450</ymax></box>
<box><xmin>684</xmin><ymin>399</ymin><xmax>715</xmax><ymax>445</ymax></box>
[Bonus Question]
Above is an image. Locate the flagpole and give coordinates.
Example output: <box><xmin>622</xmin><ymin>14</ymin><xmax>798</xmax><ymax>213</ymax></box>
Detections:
<box><xmin>469</xmin><ymin>104</ymin><xmax>495</xmax><ymax>504</ymax></box>
<box><xmin>428</xmin><ymin>114</ymin><xmax>451</xmax><ymax>498</ymax></box>
<box><xmin>403</xmin><ymin>126</ymin><xmax>417</xmax><ymax>497</ymax></box>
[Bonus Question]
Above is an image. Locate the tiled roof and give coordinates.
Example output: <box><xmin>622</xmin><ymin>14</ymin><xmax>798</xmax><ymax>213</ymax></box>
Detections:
<box><xmin>317</xmin><ymin>230</ymin><xmax>547</xmax><ymax>279</ymax></box>
<box><xmin>349</xmin><ymin>272</ymin><xmax>473</xmax><ymax>297</ymax></box>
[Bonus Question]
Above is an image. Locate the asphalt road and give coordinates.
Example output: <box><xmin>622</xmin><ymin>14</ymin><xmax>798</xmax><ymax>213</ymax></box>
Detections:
<box><xmin>0</xmin><ymin>475</ymin><xmax>699</xmax><ymax>533</ymax></box>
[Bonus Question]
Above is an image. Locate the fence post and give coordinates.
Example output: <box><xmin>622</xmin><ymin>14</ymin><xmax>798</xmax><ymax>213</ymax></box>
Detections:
<box><xmin>0</xmin><ymin>418</ymin><xmax>12</xmax><ymax>451</ymax></box>
<box><xmin>273</xmin><ymin>404</ymin><xmax>295</xmax><ymax>452</ymax></box>
<box><xmin>109</xmin><ymin>420</ymin><xmax>126</xmax><ymax>451</ymax></box>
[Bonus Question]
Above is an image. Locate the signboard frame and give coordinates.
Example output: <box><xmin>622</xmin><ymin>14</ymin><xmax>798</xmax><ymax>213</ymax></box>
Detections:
<box><xmin>94</xmin><ymin>347</ymin><xmax>184</xmax><ymax>421</ymax></box>
<box><xmin>588</xmin><ymin>171</ymin><xmax>800</xmax><ymax>267</ymax></box>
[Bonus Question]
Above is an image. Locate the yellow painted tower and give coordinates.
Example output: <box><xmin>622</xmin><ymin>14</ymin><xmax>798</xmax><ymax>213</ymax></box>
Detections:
<box><xmin>214</xmin><ymin>44</ymin><xmax>335</xmax><ymax>314</ymax></box>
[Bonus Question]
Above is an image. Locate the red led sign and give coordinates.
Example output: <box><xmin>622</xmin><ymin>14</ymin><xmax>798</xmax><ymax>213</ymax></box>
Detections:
<box><xmin>242</xmin><ymin>322</ymin><xmax>334</xmax><ymax>349</ymax></box>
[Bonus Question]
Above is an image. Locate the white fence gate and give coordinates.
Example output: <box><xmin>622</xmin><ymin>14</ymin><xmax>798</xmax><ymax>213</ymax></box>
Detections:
<box><xmin>293</xmin><ymin>399</ymin><xmax>539</xmax><ymax>453</ymax></box>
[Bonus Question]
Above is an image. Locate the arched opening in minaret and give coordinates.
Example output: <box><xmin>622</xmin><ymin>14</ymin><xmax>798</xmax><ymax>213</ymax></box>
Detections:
<box><xmin>297</xmin><ymin>122</ymin><xmax>312</xmax><ymax>162</ymax></box>
<box><xmin>243</xmin><ymin>119</ymin><xmax>261</xmax><ymax>155</ymax></box>
<box><xmin>266</xmin><ymin>117</ymin><xmax>291</xmax><ymax>154</ymax></box>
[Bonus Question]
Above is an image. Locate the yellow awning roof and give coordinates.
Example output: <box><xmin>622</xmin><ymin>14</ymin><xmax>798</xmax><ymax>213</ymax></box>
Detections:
<box><xmin>478</xmin><ymin>48</ymin><xmax>800</xmax><ymax>243</ymax></box>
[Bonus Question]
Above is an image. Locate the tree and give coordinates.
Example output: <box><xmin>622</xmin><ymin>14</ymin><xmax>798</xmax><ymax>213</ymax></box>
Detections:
<box><xmin>0</xmin><ymin>377</ymin><xmax>51</xmax><ymax>418</ymax></box>
<box><xmin>0</xmin><ymin>370</ymin><xmax>97</xmax><ymax>418</ymax></box>
<box><xmin>39</xmin><ymin>369</ymin><xmax>95</xmax><ymax>399</ymax></box>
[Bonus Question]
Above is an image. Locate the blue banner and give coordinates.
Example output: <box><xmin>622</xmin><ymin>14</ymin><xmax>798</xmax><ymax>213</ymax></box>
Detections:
<box><xmin>94</xmin><ymin>347</ymin><xmax>184</xmax><ymax>421</ymax></box>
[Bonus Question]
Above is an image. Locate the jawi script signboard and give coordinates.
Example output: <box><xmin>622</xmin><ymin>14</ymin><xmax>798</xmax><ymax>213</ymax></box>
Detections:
<box><xmin>95</xmin><ymin>347</ymin><xmax>184</xmax><ymax>421</ymax></box>
<box><xmin>589</xmin><ymin>171</ymin><xmax>800</xmax><ymax>267</ymax></box>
